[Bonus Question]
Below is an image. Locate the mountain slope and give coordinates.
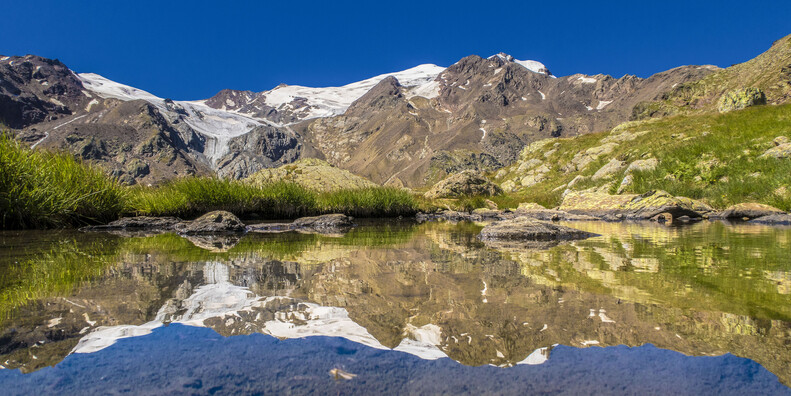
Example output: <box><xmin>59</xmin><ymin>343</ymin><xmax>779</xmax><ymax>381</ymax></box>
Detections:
<box><xmin>634</xmin><ymin>33</ymin><xmax>791</xmax><ymax>118</ymax></box>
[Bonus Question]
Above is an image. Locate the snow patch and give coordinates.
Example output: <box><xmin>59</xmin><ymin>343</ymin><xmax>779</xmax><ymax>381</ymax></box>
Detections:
<box><xmin>577</xmin><ymin>76</ymin><xmax>597</xmax><ymax>84</ymax></box>
<box><xmin>538</xmin><ymin>91</ymin><xmax>546</xmax><ymax>100</ymax></box>
<box><xmin>596</xmin><ymin>100</ymin><xmax>612</xmax><ymax>110</ymax></box>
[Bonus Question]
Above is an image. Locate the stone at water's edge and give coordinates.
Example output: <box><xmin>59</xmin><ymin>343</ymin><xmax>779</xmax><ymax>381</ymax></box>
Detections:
<box><xmin>81</xmin><ymin>216</ymin><xmax>183</xmax><ymax>232</ymax></box>
<box><xmin>247</xmin><ymin>214</ymin><xmax>355</xmax><ymax>235</ymax></box>
<box><xmin>478</xmin><ymin>218</ymin><xmax>598</xmax><ymax>242</ymax></box>
<box><xmin>424</xmin><ymin>170</ymin><xmax>502</xmax><ymax>199</ymax></box>
<box><xmin>749</xmin><ymin>213</ymin><xmax>791</xmax><ymax>225</ymax></box>
<box><xmin>175</xmin><ymin>211</ymin><xmax>247</xmax><ymax>235</ymax></box>
<box><xmin>717</xmin><ymin>203</ymin><xmax>786</xmax><ymax>219</ymax></box>
<box><xmin>558</xmin><ymin>190</ymin><xmax>714</xmax><ymax>220</ymax></box>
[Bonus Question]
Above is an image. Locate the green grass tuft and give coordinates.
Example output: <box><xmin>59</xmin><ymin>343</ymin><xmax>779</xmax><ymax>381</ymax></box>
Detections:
<box><xmin>0</xmin><ymin>132</ymin><xmax>126</xmax><ymax>229</ymax></box>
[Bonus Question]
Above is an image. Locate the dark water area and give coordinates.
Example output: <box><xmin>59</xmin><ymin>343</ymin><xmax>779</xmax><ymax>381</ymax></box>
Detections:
<box><xmin>0</xmin><ymin>220</ymin><xmax>789</xmax><ymax>395</ymax></box>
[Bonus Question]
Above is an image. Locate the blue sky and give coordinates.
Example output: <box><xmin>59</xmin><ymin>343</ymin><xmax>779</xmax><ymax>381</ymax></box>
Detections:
<box><xmin>3</xmin><ymin>0</ymin><xmax>789</xmax><ymax>100</ymax></box>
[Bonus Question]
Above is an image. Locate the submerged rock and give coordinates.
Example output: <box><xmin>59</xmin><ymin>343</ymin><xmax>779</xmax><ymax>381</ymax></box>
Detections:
<box><xmin>247</xmin><ymin>214</ymin><xmax>355</xmax><ymax>235</ymax></box>
<box><xmin>81</xmin><ymin>216</ymin><xmax>183</xmax><ymax>232</ymax></box>
<box><xmin>718</xmin><ymin>203</ymin><xmax>786</xmax><ymax>220</ymax></box>
<box><xmin>176</xmin><ymin>211</ymin><xmax>247</xmax><ymax>235</ymax></box>
<box><xmin>478</xmin><ymin>218</ymin><xmax>598</xmax><ymax>242</ymax></box>
<box><xmin>423</xmin><ymin>171</ymin><xmax>502</xmax><ymax>199</ymax></box>
<box><xmin>749</xmin><ymin>213</ymin><xmax>791</xmax><ymax>225</ymax></box>
<box><xmin>558</xmin><ymin>190</ymin><xmax>714</xmax><ymax>220</ymax></box>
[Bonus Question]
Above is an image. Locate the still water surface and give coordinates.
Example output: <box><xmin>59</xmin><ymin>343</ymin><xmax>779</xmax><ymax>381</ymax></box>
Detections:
<box><xmin>0</xmin><ymin>220</ymin><xmax>789</xmax><ymax>395</ymax></box>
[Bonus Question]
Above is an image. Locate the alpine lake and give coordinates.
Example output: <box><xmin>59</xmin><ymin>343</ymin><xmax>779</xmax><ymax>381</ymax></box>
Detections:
<box><xmin>0</xmin><ymin>219</ymin><xmax>790</xmax><ymax>395</ymax></box>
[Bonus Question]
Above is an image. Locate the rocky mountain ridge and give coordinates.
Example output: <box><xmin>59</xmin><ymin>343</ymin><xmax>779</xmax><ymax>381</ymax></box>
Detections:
<box><xmin>3</xmin><ymin>35</ymin><xmax>788</xmax><ymax>187</ymax></box>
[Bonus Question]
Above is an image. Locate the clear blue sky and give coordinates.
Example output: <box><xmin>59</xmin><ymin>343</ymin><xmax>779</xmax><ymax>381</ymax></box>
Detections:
<box><xmin>3</xmin><ymin>0</ymin><xmax>789</xmax><ymax>100</ymax></box>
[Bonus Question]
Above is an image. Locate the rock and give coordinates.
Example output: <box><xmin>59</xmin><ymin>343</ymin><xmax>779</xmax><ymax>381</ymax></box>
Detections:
<box><xmin>616</xmin><ymin>174</ymin><xmax>633</xmax><ymax>194</ymax></box>
<box><xmin>292</xmin><ymin>214</ymin><xmax>355</xmax><ymax>231</ymax></box>
<box><xmin>564</xmin><ymin>142</ymin><xmax>619</xmax><ymax>172</ymax></box>
<box><xmin>717</xmin><ymin>88</ymin><xmax>766</xmax><ymax>113</ymax></box>
<box><xmin>761</xmin><ymin>143</ymin><xmax>791</xmax><ymax>159</ymax></box>
<box><xmin>516</xmin><ymin>202</ymin><xmax>546</xmax><ymax>211</ymax></box>
<box><xmin>247</xmin><ymin>214</ymin><xmax>355</xmax><ymax>235</ymax></box>
<box><xmin>592</xmin><ymin>159</ymin><xmax>627</xmax><ymax>180</ymax></box>
<box><xmin>717</xmin><ymin>203</ymin><xmax>786</xmax><ymax>219</ymax></box>
<box><xmin>625</xmin><ymin>158</ymin><xmax>658</xmax><ymax>174</ymax></box>
<box><xmin>774</xmin><ymin>136</ymin><xmax>790</xmax><ymax>146</ymax></box>
<box><xmin>567</xmin><ymin>175</ymin><xmax>589</xmax><ymax>188</ymax></box>
<box><xmin>478</xmin><ymin>218</ymin><xmax>598</xmax><ymax>242</ymax></box>
<box><xmin>558</xmin><ymin>190</ymin><xmax>714</xmax><ymax>220</ymax></box>
<box><xmin>471</xmin><ymin>208</ymin><xmax>502</xmax><ymax>219</ymax></box>
<box><xmin>424</xmin><ymin>171</ymin><xmax>502</xmax><ymax>199</ymax></box>
<box><xmin>244</xmin><ymin>158</ymin><xmax>377</xmax><ymax>192</ymax></box>
<box><xmin>749</xmin><ymin>213</ymin><xmax>791</xmax><ymax>225</ymax></box>
<box><xmin>176</xmin><ymin>211</ymin><xmax>246</xmax><ymax>235</ymax></box>
<box><xmin>515</xmin><ymin>208</ymin><xmax>599</xmax><ymax>222</ymax></box>
<box><xmin>81</xmin><ymin>216</ymin><xmax>182</xmax><ymax>232</ymax></box>
<box><xmin>501</xmin><ymin>179</ymin><xmax>518</xmax><ymax>192</ymax></box>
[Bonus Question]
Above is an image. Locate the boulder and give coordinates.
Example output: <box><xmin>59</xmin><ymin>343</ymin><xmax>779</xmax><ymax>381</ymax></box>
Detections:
<box><xmin>592</xmin><ymin>159</ymin><xmax>626</xmax><ymax>180</ymax></box>
<box><xmin>176</xmin><ymin>211</ymin><xmax>246</xmax><ymax>235</ymax></box>
<box><xmin>761</xmin><ymin>143</ymin><xmax>791</xmax><ymax>159</ymax></box>
<box><xmin>717</xmin><ymin>88</ymin><xmax>766</xmax><ymax>113</ymax></box>
<box><xmin>558</xmin><ymin>190</ymin><xmax>714</xmax><ymax>220</ymax></box>
<box><xmin>749</xmin><ymin>213</ymin><xmax>791</xmax><ymax>225</ymax></box>
<box><xmin>248</xmin><ymin>214</ymin><xmax>355</xmax><ymax>235</ymax></box>
<box><xmin>479</xmin><ymin>218</ymin><xmax>598</xmax><ymax>242</ymax></box>
<box><xmin>81</xmin><ymin>216</ymin><xmax>182</xmax><ymax>232</ymax></box>
<box><xmin>424</xmin><ymin>171</ymin><xmax>502</xmax><ymax>199</ymax></box>
<box><xmin>625</xmin><ymin>158</ymin><xmax>658</xmax><ymax>174</ymax></box>
<box><xmin>717</xmin><ymin>203</ymin><xmax>786</xmax><ymax>219</ymax></box>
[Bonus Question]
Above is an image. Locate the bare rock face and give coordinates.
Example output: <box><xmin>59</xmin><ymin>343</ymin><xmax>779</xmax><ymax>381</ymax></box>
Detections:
<box><xmin>717</xmin><ymin>88</ymin><xmax>767</xmax><ymax>113</ymax></box>
<box><xmin>424</xmin><ymin>171</ymin><xmax>502</xmax><ymax>199</ymax></box>
<box><xmin>176</xmin><ymin>211</ymin><xmax>247</xmax><ymax>235</ymax></box>
<box><xmin>718</xmin><ymin>203</ymin><xmax>786</xmax><ymax>219</ymax></box>
<box><xmin>479</xmin><ymin>218</ymin><xmax>598</xmax><ymax>242</ymax></box>
<box><xmin>559</xmin><ymin>190</ymin><xmax>714</xmax><ymax>220</ymax></box>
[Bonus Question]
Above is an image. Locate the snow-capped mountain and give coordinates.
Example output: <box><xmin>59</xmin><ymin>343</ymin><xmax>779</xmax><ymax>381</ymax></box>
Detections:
<box><xmin>3</xmin><ymin>51</ymin><xmax>720</xmax><ymax>186</ymax></box>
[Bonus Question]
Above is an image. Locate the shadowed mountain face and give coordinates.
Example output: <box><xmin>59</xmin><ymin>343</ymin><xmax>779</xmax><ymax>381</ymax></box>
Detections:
<box><xmin>0</xmin><ymin>221</ymin><xmax>789</xmax><ymax>389</ymax></box>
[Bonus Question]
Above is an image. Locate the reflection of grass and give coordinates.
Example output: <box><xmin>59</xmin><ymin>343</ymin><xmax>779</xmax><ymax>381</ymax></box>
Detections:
<box><xmin>0</xmin><ymin>238</ymin><xmax>121</xmax><ymax>320</ymax></box>
<box><xmin>508</xmin><ymin>222</ymin><xmax>791</xmax><ymax>321</ymax></box>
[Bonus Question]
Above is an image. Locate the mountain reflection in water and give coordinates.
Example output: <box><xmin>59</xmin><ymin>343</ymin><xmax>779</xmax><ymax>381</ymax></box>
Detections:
<box><xmin>0</xmin><ymin>220</ymin><xmax>789</xmax><ymax>394</ymax></box>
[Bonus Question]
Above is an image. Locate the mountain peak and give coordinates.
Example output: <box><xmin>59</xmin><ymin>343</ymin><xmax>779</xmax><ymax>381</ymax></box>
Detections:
<box><xmin>488</xmin><ymin>53</ymin><xmax>552</xmax><ymax>76</ymax></box>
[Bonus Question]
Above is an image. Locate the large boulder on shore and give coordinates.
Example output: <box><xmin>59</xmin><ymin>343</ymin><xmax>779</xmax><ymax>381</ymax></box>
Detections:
<box><xmin>479</xmin><ymin>218</ymin><xmax>598</xmax><ymax>242</ymax></box>
<box><xmin>424</xmin><ymin>171</ymin><xmax>502</xmax><ymax>199</ymax></box>
<box><xmin>175</xmin><ymin>211</ymin><xmax>246</xmax><ymax>234</ymax></box>
<box><xmin>718</xmin><ymin>203</ymin><xmax>786</xmax><ymax>219</ymax></box>
<box><xmin>558</xmin><ymin>190</ymin><xmax>714</xmax><ymax>220</ymax></box>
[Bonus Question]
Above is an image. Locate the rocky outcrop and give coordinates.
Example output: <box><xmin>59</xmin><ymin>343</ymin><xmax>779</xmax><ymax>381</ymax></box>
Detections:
<box><xmin>558</xmin><ymin>190</ymin><xmax>714</xmax><ymax>220</ymax></box>
<box><xmin>717</xmin><ymin>88</ymin><xmax>767</xmax><ymax>113</ymax></box>
<box><xmin>245</xmin><ymin>158</ymin><xmax>377</xmax><ymax>192</ymax></box>
<box><xmin>760</xmin><ymin>136</ymin><xmax>791</xmax><ymax>159</ymax></box>
<box><xmin>247</xmin><ymin>214</ymin><xmax>355</xmax><ymax>235</ymax></box>
<box><xmin>478</xmin><ymin>218</ymin><xmax>598</xmax><ymax>242</ymax></box>
<box><xmin>424</xmin><ymin>171</ymin><xmax>502</xmax><ymax>199</ymax></box>
<box><xmin>175</xmin><ymin>211</ymin><xmax>247</xmax><ymax>234</ymax></box>
<box><xmin>716</xmin><ymin>203</ymin><xmax>786</xmax><ymax>219</ymax></box>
